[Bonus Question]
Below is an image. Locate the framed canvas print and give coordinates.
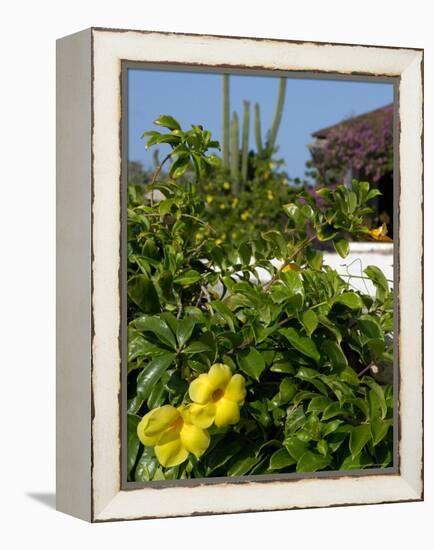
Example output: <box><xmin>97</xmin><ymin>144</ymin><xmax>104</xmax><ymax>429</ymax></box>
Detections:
<box><xmin>56</xmin><ymin>27</ymin><xmax>423</xmax><ymax>522</ymax></box>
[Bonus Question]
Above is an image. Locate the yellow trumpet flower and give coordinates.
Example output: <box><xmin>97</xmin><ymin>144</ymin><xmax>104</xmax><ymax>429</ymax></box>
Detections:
<box><xmin>188</xmin><ymin>364</ymin><xmax>246</xmax><ymax>428</ymax></box>
<box><xmin>368</xmin><ymin>223</ymin><xmax>393</xmax><ymax>242</ymax></box>
<box><xmin>137</xmin><ymin>404</ymin><xmax>210</xmax><ymax>468</ymax></box>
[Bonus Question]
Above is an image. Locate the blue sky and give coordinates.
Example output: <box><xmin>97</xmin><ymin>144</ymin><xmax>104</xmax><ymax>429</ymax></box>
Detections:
<box><xmin>128</xmin><ymin>69</ymin><xmax>393</xmax><ymax>181</ymax></box>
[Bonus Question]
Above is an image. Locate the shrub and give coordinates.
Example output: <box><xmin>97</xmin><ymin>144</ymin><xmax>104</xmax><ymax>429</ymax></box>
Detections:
<box><xmin>127</xmin><ymin>117</ymin><xmax>394</xmax><ymax>481</ymax></box>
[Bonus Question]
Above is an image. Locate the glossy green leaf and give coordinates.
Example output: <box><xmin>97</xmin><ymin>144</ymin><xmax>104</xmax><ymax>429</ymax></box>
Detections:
<box><xmin>364</xmin><ymin>265</ymin><xmax>389</xmax><ymax>302</ymax></box>
<box><xmin>358</xmin><ymin>315</ymin><xmax>382</xmax><ymax>339</ymax></box>
<box><xmin>174</xmin><ymin>269</ymin><xmax>202</xmax><ymax>286</ymax></box>
<box><xmin>269</xmin><ymin>448</ymin><xmax>296</xmax><ymax>470</ymax></box>
<box><xmin>284</xmin><ymin>437</ymin><xmax>308</xmax><ymax>460</ymax></box>
<box><xmin>349</xmin><ymin>424</ymin><xmax>371</xmax><ymax>458</ymax></box>
<box><xmin>127</xmin><ymin>414</ymin><xmax>141</xmax><ymax>476</ymax></box>
<box><xmin>134</xmin><ymin>446</ymin><xmax>159</xmax><ymax>482</ymax></box>
<box><xmin>134</xmin><ymin>315</ymin><xmax>177</xmax><ymax>349</ymax></box>
<box><xmin>333</xmin><ymin>238</ymin><xmax>349</xmax><ymax>258</ymax></box>
<box><xmin>238</xmin><ymin>348</ymin><xmax>266</xmax><ymax>381</ymax></box>
<box><xmin>128</xmin><ymin>275</ymin><xmax>160</xmax><ymax>313</ymax></box>
<box><xmin>302</xmin><ymin>310</ymin><xmax>318</xmax><ymax>336</ymax></box>
<box><xmin>296</xmin><ymin>451</ymin><xmax>331</xmax><ymax>472</ymax></box>
<box><xmin>154</xmin><ymin>114</ymin><xmax>181</xmax><ymax>130</ymax></box>
<box><xmin>322</xmin><ymin>340</ymin><xmax>348</xmax><ymax>371</ymax></box>
<box><xmin>169</xmin><ymin>155</ymin><xmax>190</xmax><ymax>179</ymax></box>
<box><xmin>371</xmin><ymin>419</ymin><xmax>392</xmax><ymax>446</ymax></box>
<box><xmin>176</xmin><ymin>317</ymin><xmax>196</xmax><ymax>348</ymax></box>
<box><xmin>334</xmin><ymin>292</ymin><xmax>363</xmax><ymax>309</ymax></box>
<box><xmin>136</xmin><ymin>353</ymin><xmax>176</xmax><ymax>400</ymax></box>
<box><xmin>280</xmin><ymin>327</ymin><xmax>320</xmax><ymax>363</ymax></box>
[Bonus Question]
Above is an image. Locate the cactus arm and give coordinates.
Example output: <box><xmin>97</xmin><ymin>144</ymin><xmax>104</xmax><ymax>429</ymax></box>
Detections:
<box><xmin>230</xmin><ymin>112</ymin><xmax>240</xmax><ymax>193</ymax></box>
<box><xmin>267</xmin><ymin>77</ymin><xmax>287</xmax><ymax>155</ymax></box>
<box><xmin>241</xmin><ymin>100</ymin><xmax>250</xmax><ymax>183</ymax></box>
<box><xmin>222</xmin><ymin>74</ymin><xmax>230</xmax><ymax>169</ymax></box>
<box><xmin>254</xmin><ymin>102</ymin><xmax>264</xmax><ymax>156</ymax></box>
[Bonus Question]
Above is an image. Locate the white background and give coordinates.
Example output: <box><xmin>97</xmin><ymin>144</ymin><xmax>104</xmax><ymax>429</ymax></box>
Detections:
<box><xmin>1</xmin><ymin>1</ymin><xmax>432</xmax><ymax>548</ymax></box>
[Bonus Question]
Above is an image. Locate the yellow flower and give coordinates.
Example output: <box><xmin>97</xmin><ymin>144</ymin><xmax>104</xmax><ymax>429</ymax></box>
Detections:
<box><xmin>223</xmin><ymin>181</ymin><xmax>231</xmax><ymax>190</ymax></box>
<box><xmin>188</xmin><ymin>363</ymin><xmax>246</xmax><ymax>428</ymax></box>
<box><xmin>240</xmin><ymin>211</ymin><xmax>249</xmax><ymax>221</ymax></box>
<box><xmin>282</xmin><ymin>262</ymin><xmax>301</xmax><ymax>272</ymax></box>
<box><xmin>232</xmin><ymin>197</ymin><xmax>239</xmax><ymax>207</ymax></box>
<box><xmin>369</xmin><ymin>223</ymin><xmax>392</xmax><ymax>242</ymax></box>
<box><xmin>267</xmin><ymin>190</ymin><xmax>274</xmax><ymax>200</ymax></box>
<box><xmin>206</xmin><ymin>194</ymin><xmax>214</xmax><ymax>204</ymax></box>
<box><xmin>137</xmin><ymin>404</ymin><xmax>210</xmax><ymax>468</ymax></box>
<box><xmin>219</xmin><ymin>204</ymin><xmax>226</xmax><ymax>210</ymax></box>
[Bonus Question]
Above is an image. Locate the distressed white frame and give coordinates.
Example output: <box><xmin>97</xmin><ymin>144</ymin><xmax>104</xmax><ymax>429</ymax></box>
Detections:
<box><xmin>56</xmin><ymin>27</ymin><xmax>423</xmax><ymax>522</ymax></box>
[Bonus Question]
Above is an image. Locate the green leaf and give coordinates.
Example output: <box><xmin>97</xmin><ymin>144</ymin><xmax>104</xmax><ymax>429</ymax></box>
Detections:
<box><xmin>301</xmin><ymin>310</ymin><xmax>318</xmax><ymax>336</ymax></box>
<box><xmin>128</xmin><ymin>275</ymin><xmax>160</xmax><ymax>313</ymax></box>
<box><xmin>349</xmin><ymin>424</ymin><xmax>371</xmax><ymax>458</ymax></box>
<box><xmin>238</xmin><ymin>348</ymin><xmax>266</xmax><ymax>381</ymax></box>
<box><xmin>358</xmin><ymin>315</ymin><xmax>382</xmax><ymax>339</ymax></box>
<box><xmin>366</xmin><ymin>379</ymin><xmax>388</xmax><ymax>419</ymax></box>
<box><xmin>321</xmin><ymin>340</ymin><xmax>348</xmax><ymax>372</ymax></box>
<box><xmin>272</xmin><ymin>378</ymin><xmax>298</xmax><ymax>406</ymax></box>
<box><xmin>284</xmin><ymin>436</ymin><xmax>308</xmax><ymax>460</ymax></box>
<box><xmin>318</xmin><ymin>315</ymin><xmax>342</xmax><ymax>343</ymax></box>
<box><xmin>333</xmin><ymin>238</ymin><xmax>349</xmax><ymax>258</ymax></box>
<box><xmin>364</xmin><ymin>265</ymin><xmax>389</xmax><ymax>302</ymax></box>
<box><xmin>371</xmin><ymin>419</ymin><xmax>392</xmax><ymax>446</ymax></box>
<box><xmin>317</xmin><ymin>440</ymin><xmax>329</xmax><ymax>456</ymax></box>
<box><xmin>306</xmin><ymin>248</ymin><xmax>323</xmax><ymax>270</ymax></box>
<box><xmin>238</xmin><ymin>242</ymin><xmax>252</xmax><ymax>265</ymax></box>
<box><xmin>270</xmin><ymin>360</ymin><xmax>295</xmax><ymax>374</ymax></box>
<box><xmin>317</xmin><ymin>224</ymin><xmax>338</xmax><ymax>241</ymax></box>
<box><xmin>147</xmin><ymin>380</ymin><xmax>167</xmax><ymax>409</ymax></box>
<box><xmin>322</xmin><ymin>402</ymin><xmax>343</xmax><ymax>421</ymax></box>
<box><xmin>128</xmin><ymin>332</ymin><xmax>161</xmax><ymax>362</ymax></box>
<box><xmin>127</xmin><ymin>414</ymin><xmax>141</xmax><ymax>476</ymax></box>
<box><xmin>248</xmin><ymin>400</ymin><xmax>272</xmax><ymax>428</ymax></box>
<box><xmin>210</xmin><ymin>301</ymin><xmax>236</xmax><ymax>332</ymax></box>
<box><xmin>169</xmin><ymin>155</ymin><xmax>190</xmax><ymax>179</ymax></box>
<box><xmin>285</xmin><ymin>406</ymin><xmax>306</xmax><ymax>434</ymax></box>
<box><xmin>184</xmin><ymin>341</ymin><xmax>213</xmax><ymax>355</ymax></box>
<box><xmin>134</xmin><ymin>315</ymin><xmax>177</xmax><ymax>349</ymax></box>
<box><xmin>269</xmin><ymin>448</ymin><xmax>296</xmax><ymax>470</ymax></box>
<box><xmin>365</xmin><ymin>338</ymin><xmax>386</xmax><ymax>360</ymax></box>
<box><xmin>340</xmin><ymin>451</ymin><xmax>374</xmax><ymax>470</ymax></box>
<box><xmin>295</xmin><ymin>366</ymin><xmax>319</xmax><ymax>381</ymax></box>
<box><xmin>296</xmin><ymin>451</ymin><xmax>332</xmax><ymax>472</ymax></box>
<box><xmin>227</xmin><ymin>447</ymin><xmax>261</xmax><ymax>476</ymax></box>
<box><xmin>154</xmin><ymin>114</ymin><xmax>181</xmax><ymax>130</ymax></box>
<box><xmin>334</xmin><ymin>292</ymin><xmax>363</xmax><ymax>309</ymax></box>
<box><xmin>174</xmin><ymin>269</ymin><xmax>202</xmax><ymax>286</ymax></box>
<box><xmin>307</xmin><ymin>396</ymin><xmax>332</xmax><ymax>413</ymax></box>
<box><xmin>136</xmin><ymin>353</ymin><xmax>176</xmax><ymax>400</ymax></box>
<box><xmin>280</xmin><ymin>327</ymin><xmax>320</xmax><ymax>363</ymax></box>
<box><xmin>176</xmin><ymin>317</ymin><xmax>196</xmax><ymax>348</ymax></box>
<box><xmin>134</xmin><ymin>446</ymin><xmax>159</xmax><ymax>481</ymax></box>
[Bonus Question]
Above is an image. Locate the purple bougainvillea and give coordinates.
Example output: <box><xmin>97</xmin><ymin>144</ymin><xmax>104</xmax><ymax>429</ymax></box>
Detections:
<box><xmin>308</xmin><ymin>105</ymin><xmax>393</xmax><ymax>186</ymax></box>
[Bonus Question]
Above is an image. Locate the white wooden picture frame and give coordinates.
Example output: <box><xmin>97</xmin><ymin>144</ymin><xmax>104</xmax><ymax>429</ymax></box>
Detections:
<box><xmin>56</xmin><ymin>27</ymin><xmax>423</xmax><ymax>522</ymax></box>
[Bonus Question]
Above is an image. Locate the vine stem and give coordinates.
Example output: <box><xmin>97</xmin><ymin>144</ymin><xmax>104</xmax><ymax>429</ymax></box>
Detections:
<box><xmin>148</xmin><ymin>153</ymin><xmax>171</xmax><ymax>206</ymax></box>
<box><xmin>263</xmin><ymin>235</ymin><xmax>315</xmax><ymax>291</ymax></box>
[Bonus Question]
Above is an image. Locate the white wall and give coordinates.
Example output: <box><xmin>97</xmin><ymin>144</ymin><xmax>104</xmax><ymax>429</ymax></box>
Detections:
<box><xmin>1</xmin><ymin>2</ymin><xmax>432</xmax><ymax>549</ymax></box>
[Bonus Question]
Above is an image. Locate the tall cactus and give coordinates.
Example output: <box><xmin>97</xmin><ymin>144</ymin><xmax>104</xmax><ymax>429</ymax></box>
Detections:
<box><xmin>241</xmin><ymin>100</ymin><xmax>250</xmax><ymax>183</ymax></box>
<box><xmin>266</xmin><ymin>77</ymin><xmax>287</xmax><ymax>155</ymax></box>
<box><xmin>254</xmin><ymin>103</ymin><xmax>264</xmax><ymax>157</ymax></box>
<box><xmin>222</xmin><ymin>74</ymin><xmax>230</xmax><ymax>169</ymax></box>
<box><xmin>230</xmin><ymin>112</ymin><xmax>240</xmax><ymax>192</ymax></box>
